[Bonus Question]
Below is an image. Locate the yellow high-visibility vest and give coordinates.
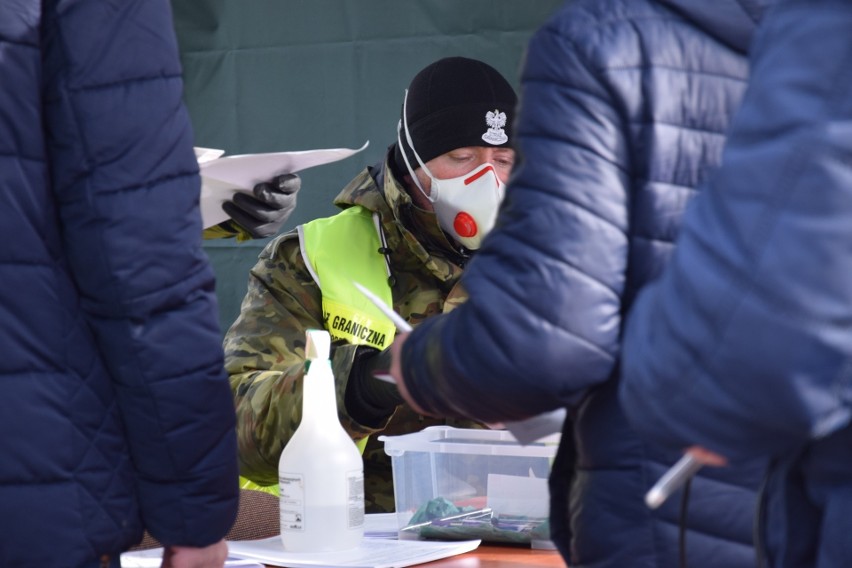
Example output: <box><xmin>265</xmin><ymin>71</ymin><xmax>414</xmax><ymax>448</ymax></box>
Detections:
<box><xmin>299</xmin><ymin>205</ymin><xmax>396</xmax><ymax>350</ymax></box>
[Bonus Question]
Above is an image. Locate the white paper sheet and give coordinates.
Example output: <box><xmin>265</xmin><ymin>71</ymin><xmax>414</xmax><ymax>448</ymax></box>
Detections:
<box><xmin>226</xmin><ymin>536</ymin><xmax>480</xmax><ymax>568</ymax></box>
<box><xmin>499</xmin><ymin>408</ymin><xmax>567</xmax><ymax>445</ymax></box>
<box><xmin>194</xmin><ymin>146</ymin><xmax>226</xmax><ymax>164</ymax></box>
<box><xmin>364</xmin><ymin>512</ymin><xmax>400</xmax><ymax>539</ymax></box>
<box><xmin>198</xmin><ymin>141</ymin><xmax>369</xmax><ymax>228</ymax></box>
<box><xmin>120</xmin><ymin>514</ymin><xmax>399</xmax><ymax>567</ymax></box>
<box><xmin>120</xmin><ymin>549</ymin><xmax>263</xmax><ymax>568</ymax></box>
<box><xmin>487</xmin><ymin>472</ymin><xmax>549</xmax><ymax>519</ymax></box>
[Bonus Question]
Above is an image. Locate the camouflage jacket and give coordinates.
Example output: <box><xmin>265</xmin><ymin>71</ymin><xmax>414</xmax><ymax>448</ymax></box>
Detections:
<box><xmin>224</xmin><ymin>155</ymin><xmax>478</xmax><ymax>512</ymax></box>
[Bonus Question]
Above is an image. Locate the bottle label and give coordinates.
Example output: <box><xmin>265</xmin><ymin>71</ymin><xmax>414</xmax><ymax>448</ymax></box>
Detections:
<box><xmin>279</xmin><ymin>470</ymin><xmax>365</xmax><ymax>531</ymax></box>
<box><xmin>279</xmin><ymin>473</ymin><xmax>305</xmax><ymax>532</ymax></box>
<box><xmin>348</xmin><ymin>470</ymin><xmax>365</xmax><ymax>529</ymax></box>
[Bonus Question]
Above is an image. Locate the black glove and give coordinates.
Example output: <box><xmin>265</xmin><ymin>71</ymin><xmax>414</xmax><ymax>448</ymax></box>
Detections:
<box><xmin>345</xmin><ymin>346</ymin><xmax>404</xmax><ymax>427</ymax></box>
<box><xmin>222</xmin><ymin>173</ymin><xmax>301</xmax><ymax>238</ymax></box>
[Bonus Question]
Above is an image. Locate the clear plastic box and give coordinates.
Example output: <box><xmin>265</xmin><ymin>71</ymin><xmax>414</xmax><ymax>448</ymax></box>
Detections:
<box><xmin>379</xmin><ymin>426</ymin><xmax>560</xmax><ymax>547</ymax></box>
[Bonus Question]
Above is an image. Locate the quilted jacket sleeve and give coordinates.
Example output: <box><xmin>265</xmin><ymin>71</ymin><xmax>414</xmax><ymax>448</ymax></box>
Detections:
<box><xmin>402</xmin><ymin>12</ymin><xmax>631</xmax><ymax>422</ymax></box>
<box><xmin>620</xmin><ymin>0</ymin><xmax>852</xmax><ymax>461</ymax></box>
<box><xmin>42</xmin><ymin>0</ymin><xmax>238</xmax><ymax>546</ymax></box>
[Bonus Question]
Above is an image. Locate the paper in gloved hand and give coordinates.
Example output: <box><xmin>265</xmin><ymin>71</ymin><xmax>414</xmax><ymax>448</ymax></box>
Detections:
<box><xmin>222</xmin><ymin>173</ymin><xmax>301</xmax><ymax>238</ymax></box>
<box><xmin>196</xmin><ymin>141</ymin><xmax>368</xmax><ymax>228</ymax></box>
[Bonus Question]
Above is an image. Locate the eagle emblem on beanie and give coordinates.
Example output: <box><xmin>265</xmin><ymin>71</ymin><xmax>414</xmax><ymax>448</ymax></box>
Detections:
<box><xmin>482</xmin><ymin>109</ymin><xmax>508</xmax><ymax>145</ymax></box>
<box><xmin>392</xmin><ymin>58</ymin><xmax>517</xmax><ymax>175</ymax></box>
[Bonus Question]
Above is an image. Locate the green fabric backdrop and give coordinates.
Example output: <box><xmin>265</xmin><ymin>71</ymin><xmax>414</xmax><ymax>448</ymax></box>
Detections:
<box><xmin>170</xmin><ymin>0</ymin><xmax>563</xmax><ymax>333</ymax></box>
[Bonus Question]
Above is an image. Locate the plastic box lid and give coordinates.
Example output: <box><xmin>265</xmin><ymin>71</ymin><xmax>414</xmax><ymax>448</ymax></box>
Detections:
<box><xmin>380</xmin><ymin>425</ymin><xmax>560</xmax><ymax>458</ymax></box>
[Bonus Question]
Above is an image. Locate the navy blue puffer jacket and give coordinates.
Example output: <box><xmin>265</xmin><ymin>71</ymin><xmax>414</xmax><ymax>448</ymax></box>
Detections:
<box><xmin>401</xmin><ymin>1</ymin><xmax>774</xmax><ymax>566</ymax></box>
<box><xmin>621</xmin><ymin>2</ymin><xmax>852</xmax><ymax>566</ymax></box>
<box><xmin>0</xmin><ymin>0</ymin><xmax>238</xmax><ymax>565</ymax></box>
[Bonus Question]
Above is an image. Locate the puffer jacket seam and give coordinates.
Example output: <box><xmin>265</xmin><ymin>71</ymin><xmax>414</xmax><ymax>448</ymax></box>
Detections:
<box><xmin>0</xmin><ymin>151</ymin><xmax>43</xmax><ymax>163</ymax></box>
<box><xmin>549</xmin><ymin>10</ymin><xmax>680</xmax><ymax>39</ymax></box>
<box><xmin>636</xmin><ymin>178</ymin><xmax>697</xmax><ymax>191</ymax></box>
<box><xmin>62</xmin><ymin>71</ymin><xmax>183</xmax><ymax>95</ymax></box>
<box><xmin>603</xmin><ymin>64</ymin><xmax>748</xmax><ymax>84</ymax></box>
<box><xmin>629</xmin><ymin>119</ymin><xmax>731</xmax><ymax>136</ymax></box>
<box><xmin>519</xmin><ymin>132</ymin><xmax>629</xmax><ymax>180</ymax></box>
<box><xmin>519</xmin><ymin>171</ymin><xmax>628</xmax><ymax>236</ymax></box>
<box><xmin>0</xmin><ymin>38</ymin><xmax>38</xmax><ymax>49</ymax></box>
<box><xmin>58</xmin><ymin>169</ymin><xmax>198</xmax><ymax>202</ymax></box>
<box><xmin>632</xmin><ymin>234</ymin><xmax>677</xmax><ymax>245</ymax></box>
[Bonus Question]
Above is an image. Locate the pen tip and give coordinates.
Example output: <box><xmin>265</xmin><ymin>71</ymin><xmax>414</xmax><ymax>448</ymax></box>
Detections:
<box><xmin>645</xmin><ymin>489</ymin><xmax>664</xmax><ymax>509</ymax></box>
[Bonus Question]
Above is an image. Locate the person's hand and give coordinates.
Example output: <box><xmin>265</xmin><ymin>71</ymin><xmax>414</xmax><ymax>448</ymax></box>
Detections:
<box><xmin>160</xmin><ymin>539</ymin><xmax>228</xmax><ymax>568</ymax></box>
<box><xmin>686</xmin><ymin>445</ymin><xmax>728</xmax><ymax>467</ymax></box>
<box><xmin>345</xmin><ymin>346</ymin><xmax>405</xmax><ymax>427</ymax></box>
<box><xmin>388</xmin><ymin>333</ymin><xmax>430</xmax><ymax>416</ymax></box>
<box><xmin>222</xmin><ymin>173</ymin><xmax>301</xmax><ymax>238</ymax></box>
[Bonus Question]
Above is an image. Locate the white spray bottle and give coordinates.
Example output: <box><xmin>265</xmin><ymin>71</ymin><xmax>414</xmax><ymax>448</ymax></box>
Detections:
<box><xmin>279</xmin><ymin>329</ymin><xmax>365</xmax><ymax>551</ymax></box>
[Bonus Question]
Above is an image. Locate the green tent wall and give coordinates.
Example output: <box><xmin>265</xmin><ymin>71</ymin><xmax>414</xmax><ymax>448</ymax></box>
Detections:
<box><xmin>171</xmin><ymin>0</ymin><xmax>564</xmax><ymax>333</ymax></box>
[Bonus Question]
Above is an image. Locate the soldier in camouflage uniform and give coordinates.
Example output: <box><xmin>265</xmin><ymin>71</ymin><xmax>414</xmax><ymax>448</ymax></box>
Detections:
<box><xmin>224</xmin><ymin>57</ymin><xmax>517</xmax><ymax>512</ymax></box>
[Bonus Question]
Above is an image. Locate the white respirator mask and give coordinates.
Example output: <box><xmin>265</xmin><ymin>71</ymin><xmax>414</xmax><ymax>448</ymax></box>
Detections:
<box><xmin>396</xmin><ymin>90</ymin><xmax>505</xmax><ymax>250</ymax></box>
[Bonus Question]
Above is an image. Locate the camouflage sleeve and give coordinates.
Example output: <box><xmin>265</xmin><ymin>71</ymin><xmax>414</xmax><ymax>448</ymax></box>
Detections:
<box><xmin>202</xmin><ymin>220</ymin><xmax>253</xmax><ymax>241</ymax></box>
<box><xmin>223</xmin><ymin>233</ymin><xmax>391</xmax><ymax>486</ymax></box>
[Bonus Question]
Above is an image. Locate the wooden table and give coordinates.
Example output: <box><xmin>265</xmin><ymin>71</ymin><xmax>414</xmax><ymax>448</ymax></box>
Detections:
<box><xmin>420</xmin><ymin>544</ymin><xmax>567</xmax><ymax>567</ymax></box>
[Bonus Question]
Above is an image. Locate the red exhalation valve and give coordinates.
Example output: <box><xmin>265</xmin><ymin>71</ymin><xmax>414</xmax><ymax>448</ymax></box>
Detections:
<box><xmin>453</xmin><ymin>212</ymin><xmax>478</xmax><ymax>238</ymax></box>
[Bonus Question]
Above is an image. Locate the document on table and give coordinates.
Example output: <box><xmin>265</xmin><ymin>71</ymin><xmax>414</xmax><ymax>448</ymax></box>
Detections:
<box><xmin>120</xmin><ymin>549</ymin><xmax>263</xmax><ymax>568</ymax></box>
<box><xmin>226</xmin><ymin>536</ymin><xmax>481</xmax><ymax>568</ymax></box>
<box><xmin>120</xmin><ymin>515</ymin><xmax>469</xmax><ymax>568</ymax></box>
<box><xmin>196</xmin><ymin>141</ymin><xmax>369</xmax><ymax>228</ymax></box>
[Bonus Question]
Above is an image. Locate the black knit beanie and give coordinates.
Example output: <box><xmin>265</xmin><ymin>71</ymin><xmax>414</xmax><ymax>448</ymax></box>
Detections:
<box><xmin>393</xmin><ymin>57</ymin><xmax>517</xmax><ymax>176</ymax></box>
